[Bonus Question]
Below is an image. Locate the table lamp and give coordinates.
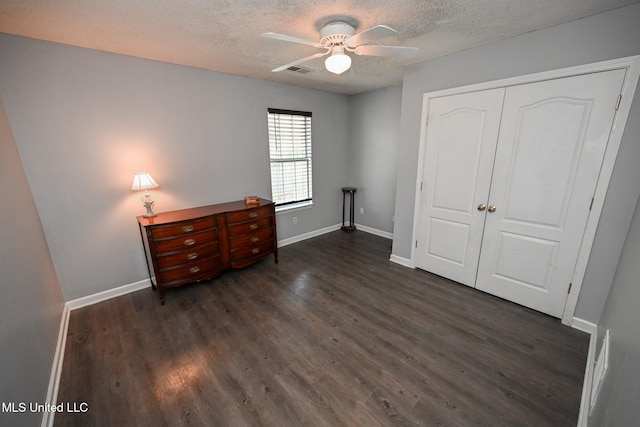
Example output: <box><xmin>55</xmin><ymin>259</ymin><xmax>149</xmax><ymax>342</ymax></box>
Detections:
<box><xmin>131</xmin><ymin>172</ymin><xmax>159</xmax><ymax>217</ymax></box>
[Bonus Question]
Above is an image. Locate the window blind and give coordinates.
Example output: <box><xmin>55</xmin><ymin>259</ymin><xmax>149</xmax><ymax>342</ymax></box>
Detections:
<box><xmin>267</xmin><ymin>109</ymin><xmax>313</xmax><ymax>206</ymax></box>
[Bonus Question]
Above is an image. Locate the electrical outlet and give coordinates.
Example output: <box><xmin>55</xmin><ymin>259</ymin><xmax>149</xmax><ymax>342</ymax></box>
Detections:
<box><xmin>360</xmin><ymin>207</ymin><xmax>364</xmax><ymax>214</ymax></box>
<box><xmin>293</xmin><ymin>216</ymin><xmax>297</xmax><ymax>225</ymax></box>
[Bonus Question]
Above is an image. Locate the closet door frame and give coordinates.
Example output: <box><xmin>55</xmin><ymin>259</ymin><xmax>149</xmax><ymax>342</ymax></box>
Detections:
<box><xmin>411</xmin><ymin>55</ymin><xmax>640</xmax><ymax>326</ymax></box>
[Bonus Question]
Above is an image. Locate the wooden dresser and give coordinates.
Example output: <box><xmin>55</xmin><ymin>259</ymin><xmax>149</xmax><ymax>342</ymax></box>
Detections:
<box><xmin>137</xmin><ymin>198</ymin><xmax>277</xmax><ymax>304</ymax></box>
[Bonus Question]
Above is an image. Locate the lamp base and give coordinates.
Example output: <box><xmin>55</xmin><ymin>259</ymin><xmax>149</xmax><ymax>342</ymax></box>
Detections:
<box><xmin>143</xmin><ymin>201</ymin><xmax>157</xmax><ymax>217</ymax></box>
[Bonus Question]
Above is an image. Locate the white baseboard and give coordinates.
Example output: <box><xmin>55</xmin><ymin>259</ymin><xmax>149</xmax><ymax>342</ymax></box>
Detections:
<box><xmin>389</xmin><ymin>254</ymin><xmax>412</xmax><ymax>268</ymax></box>
<box><xmin>52</xmin><ymin>225</ymin><xmax>603</xmax><ymax>426</ymax></box>
<box><xmin>354</xmin><ymin>224</ymin><xmax>393</xmax><ymax>240</ymax></box>
<box><xmin>66</xmin><ymin>278</ymin><xmax>152</xmax><ymax>310</ymax></box>
<box><xmin>43</xmin><ymin>279</ymin><xmax>151</xmax><ymax>426</ymax></box>
<box><xmin>41</xmin><ymin>304</ymin><xmax>70</xmax><ymax>427</ymax></box>
<box><xmin>571</xmin><ymin>317</ymin><xmax>597</xmax><ymax>335</ymax></box>
<box><xmin>277</xmin><ymin>224</ymin><xmax>342</xmax><ymax>247</ymax></box>
<box><xmin>67</xmin><ymin>224</ymin><xmax>390</xmax><ymax>311</ymax></box>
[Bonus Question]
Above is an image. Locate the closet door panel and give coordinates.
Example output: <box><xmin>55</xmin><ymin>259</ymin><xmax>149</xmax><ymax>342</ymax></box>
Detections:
<box><xmin>475</xmin><ymin>69</ymin><xmax>626</xmax><ymax>317</ymax></box>
<box><xmin>501</xmin><ymin>99</ymin><xmax>589</xmax><ymax>227</ymax></box>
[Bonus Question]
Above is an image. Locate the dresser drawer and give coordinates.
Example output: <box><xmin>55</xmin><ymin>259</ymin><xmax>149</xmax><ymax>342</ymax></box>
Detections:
<box><xmin>150</xmin><ymin>217</ymin><xmax>216</xmax><ymax>239</ymax></box>
<box><xmin>225</xmin><ymin>205</ymin><xmax>273</xmax><ymax>225</ymax></box>
<box><xmin>227</xmin><ymin>217</ymin><xmax>273</xmax><ymax>237</ymax></box>
<box><xmin>228</xmin><ymin>227</ymin><xmax>274</xmax><ymax>250</ymax></box>
<box><xmin>156</xmin><ymin>241</ymin><xmax>220</xmax><ymax>268</ymax></box>
<box><xmin>153</xmin><ymin>229</ymin><xmax>218</xmax><ymax>254</ymax></box>
<box><xmin>230</xmin><ymin>239</ymin><xmax>275</xmax><ymax>264</ymax></box>
<box><xmin>158</xmin><ymin>256</ymin><xmax>222</xmax><ymax>286</ymax></box>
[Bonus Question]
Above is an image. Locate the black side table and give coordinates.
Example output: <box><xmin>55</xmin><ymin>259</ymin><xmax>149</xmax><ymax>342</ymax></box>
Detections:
<box><xmin>341</xmin><ymin>187</ymin><xmax>357</xmax><ymax>232</ymax></box>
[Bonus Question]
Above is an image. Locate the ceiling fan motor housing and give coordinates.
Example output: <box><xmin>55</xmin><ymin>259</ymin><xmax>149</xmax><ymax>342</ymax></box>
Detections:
<box><xmin>320</xmin><ymin>22</ymin><xmax>355</xmax><ymax>46</ymax></box>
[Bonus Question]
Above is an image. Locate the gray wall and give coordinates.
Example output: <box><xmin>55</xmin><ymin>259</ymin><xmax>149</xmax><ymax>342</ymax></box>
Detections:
<box><xmin>0</xmin><ymin>34</ymin><xmax>349</xmax><ymax>301</ymax></box>
<box><xmin>392</xmin><ymin>4</ymin><xmax>640</xmax><ymax>324</ymax></box>
<box><xmin>0</xmin><ymin>96</ymin><xmax>65</xmax><ymax>426</ymax></box>
<box><xmin>347</xmin><ymin>85</ymin><xmax>402</xmax><ymax>234</ymax></box>
<box><xmin>588</xmin><ymin>195</ymin><xmax>640</xmax><ymax>425</ymax></box>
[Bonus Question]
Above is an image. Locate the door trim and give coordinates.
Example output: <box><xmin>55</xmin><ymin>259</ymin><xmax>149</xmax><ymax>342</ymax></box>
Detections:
<box><xmin>411</xmin><ymin>55</ymin><xmax>640</xmax><ymax>325</ymax></box>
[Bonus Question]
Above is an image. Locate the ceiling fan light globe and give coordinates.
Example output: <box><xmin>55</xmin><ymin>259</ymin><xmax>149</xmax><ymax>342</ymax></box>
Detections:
<box><xmin>325</xmin><ymin>52</ymin><xmax>351</xmax><ymax>74</ymax></box>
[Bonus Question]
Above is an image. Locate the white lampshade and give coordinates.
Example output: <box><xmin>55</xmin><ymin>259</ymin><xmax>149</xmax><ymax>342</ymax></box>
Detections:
<box><xmin>325</xmin><ymin>47</ymin><xmax>352</xmax><ymax>75</ymax></box>
<box><xmin>131</xmin><ymin>172</ymin><xmax>159</xmax><ymax>191</ymax></box>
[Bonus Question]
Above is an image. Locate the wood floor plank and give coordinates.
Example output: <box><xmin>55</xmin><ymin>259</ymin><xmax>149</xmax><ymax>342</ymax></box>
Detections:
<box><xmin>54</xmin><ymin>230</ymin><xmax>588</xmax><ymax>426</ymax></box>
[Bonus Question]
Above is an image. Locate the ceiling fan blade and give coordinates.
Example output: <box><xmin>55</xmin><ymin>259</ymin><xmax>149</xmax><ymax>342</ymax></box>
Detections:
<box><xmin>345</xmin><ymin>25</ymin><xmax>397</xmax><ymax>48</ymax></box>
<box><xmin>354</xmin><ymin>45</ymin><xmax>419</xmax><ymax>59</ymax></box>
<box><xmin>271</xmin><ymin>50</ymin><xmax>331</xmax><ymax>72</ymax></box>
<box><xmin>261</xmin><ymin>32</ymin><xmax>323</xmax><ymax>48</ymax></box>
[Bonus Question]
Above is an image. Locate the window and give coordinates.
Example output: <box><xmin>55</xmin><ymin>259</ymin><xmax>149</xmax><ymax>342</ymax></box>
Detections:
<box><xmin>267</xmin><ymin>108</ymin><xmax>313</xmax><ymax>208</ymax></box>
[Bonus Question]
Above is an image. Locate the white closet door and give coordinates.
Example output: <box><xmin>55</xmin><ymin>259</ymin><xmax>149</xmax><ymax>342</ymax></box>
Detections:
<box><xmin>475</xmin><ymin>69</ymin><xmax>626</xmax><ymax>317</ymax></box>
<box><xmin>415</xmin><ymin>88</ymin><xmax>504</xmax><ymax>286</ymax></box>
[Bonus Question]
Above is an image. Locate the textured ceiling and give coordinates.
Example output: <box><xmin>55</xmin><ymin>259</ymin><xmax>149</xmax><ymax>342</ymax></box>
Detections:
<box><xmin>1</xmin><ymin>0</ymin><xmax>639</xmax><ymax>94</ymax></box>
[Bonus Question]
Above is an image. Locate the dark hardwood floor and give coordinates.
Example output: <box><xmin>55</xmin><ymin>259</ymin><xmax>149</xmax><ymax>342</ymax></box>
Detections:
<box><xmin>55</xmin><ymin>230</ymin><xmax>589</xmax><ymax>426</ymax></box>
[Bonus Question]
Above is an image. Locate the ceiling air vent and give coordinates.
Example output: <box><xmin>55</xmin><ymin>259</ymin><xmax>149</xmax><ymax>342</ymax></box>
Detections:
<box><xmin>287</xmin><ymin>65</ymin><xmax>311</xmax><ymax>73</ymax></box>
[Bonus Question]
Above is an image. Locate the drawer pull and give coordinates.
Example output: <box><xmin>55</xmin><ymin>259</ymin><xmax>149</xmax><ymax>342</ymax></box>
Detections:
<box><xmin>186</xmin><ymin>252</ymin><xmax>198</xmax><ymax>260</ymax></box>
<box><xmin>248</xmin><ymin>212</ymin><xmax>258</xmax><ymax>218</ymax></box>
<box><xmin>251</xmin><ymin>236</ymin><xmax>259</xmax><ymax>242</ymax></box>
<box><xmin>182</xmin><ymin>225</ymin><xmax>194</xmax><ymax>232</ymax></box>
<box><xmin>189</xmin><ymin>266</ymin><xmax>200</xmax><ymax>274</ymax></box>
<box><xmin>184</xmin><ymin>238</ymin><xmax>196</xmax><ymax>246</ymax></box>
<box><xmin>252</xmin><ymin>248</ymin><xmax>260</xmax><ymax>254</ymax></box>
<box><xmin>249</xmin><ymin>224</ymin><xmax>258</xmax><ymax>230</ymax></box>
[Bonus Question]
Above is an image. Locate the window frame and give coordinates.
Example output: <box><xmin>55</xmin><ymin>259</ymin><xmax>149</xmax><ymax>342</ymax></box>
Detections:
<box><xmin>267</xmin><ymin>108</ymin><xmax>313</xmax><ymax>211</ymax></box>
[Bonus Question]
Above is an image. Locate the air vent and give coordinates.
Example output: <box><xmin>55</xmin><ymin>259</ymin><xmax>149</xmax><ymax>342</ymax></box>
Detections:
<box><xmin>287</xmin><ymin>65</ymin><xmax>311</xmax><ymax>73</ymax></box>
<box><xmin>590</xmin><ymin>329</ymin><xmax>610</xmax><ymax>412</ymax></box>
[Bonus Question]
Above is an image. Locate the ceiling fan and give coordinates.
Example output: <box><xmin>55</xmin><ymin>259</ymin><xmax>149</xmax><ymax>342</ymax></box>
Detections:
<box><xmin>262</xmin><ymin>21</ymin><xmax>419</xmax><ymax>75</ymax></box>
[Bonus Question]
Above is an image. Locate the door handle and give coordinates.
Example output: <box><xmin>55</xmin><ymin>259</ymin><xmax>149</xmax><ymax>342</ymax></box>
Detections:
<box><xmin>488</xmin><ymin>205</ymin><xmax>496</xmax><ymax>213</ymax></box>
<box><xmin>477</xmin><ymin>204</ymin><xmax>486</xmax><ymax>211</ymax></box>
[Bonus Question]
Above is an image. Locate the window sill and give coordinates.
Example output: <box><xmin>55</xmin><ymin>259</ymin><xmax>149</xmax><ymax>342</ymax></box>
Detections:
<box><xmin>275</xmin><ymin>201</ymin><xmax>314</xmax><ymax>215</ymax></box>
